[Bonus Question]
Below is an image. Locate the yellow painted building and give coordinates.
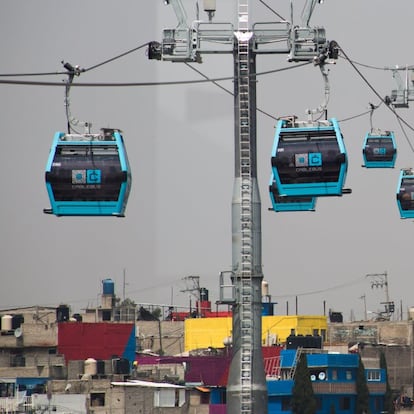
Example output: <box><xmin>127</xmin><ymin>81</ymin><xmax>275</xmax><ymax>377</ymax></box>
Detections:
<box><xmin>184</xmin><ymin>315</ymin><xmax>328</xmax><ymax>352</ymax></box>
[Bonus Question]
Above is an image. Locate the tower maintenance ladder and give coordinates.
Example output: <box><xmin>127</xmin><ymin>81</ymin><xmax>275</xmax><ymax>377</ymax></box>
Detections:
<box><xmin>237</xmin><ymin>1</ymin><xmax>254</xmax><ymax>413</ymax></box>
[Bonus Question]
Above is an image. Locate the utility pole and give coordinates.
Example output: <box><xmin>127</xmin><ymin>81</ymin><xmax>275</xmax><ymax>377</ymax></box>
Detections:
<box><xmin>180</xmin><ymin>275</ymin><xmax>201</xmax><ymax>316</ymax></box>
<box><xmin>366</xmin><ymin>271</ymin><xmax>395</xmax><ymax>321</ymax></box>
<box><xmin>360</xmin><ymin>294</ymin><xmax>367</xmax><ymax>321</ymax></box>
<box><xmin>149</xmin><ymin>1</ymin><xmax>334</xmax><ymax>412</ymax></box>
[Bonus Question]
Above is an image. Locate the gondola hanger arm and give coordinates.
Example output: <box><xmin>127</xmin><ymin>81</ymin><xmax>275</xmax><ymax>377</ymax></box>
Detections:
<box><xmin>62</xmin><ymin>61</ymin><xmax>91</xmax><ymax>134</ymax></box>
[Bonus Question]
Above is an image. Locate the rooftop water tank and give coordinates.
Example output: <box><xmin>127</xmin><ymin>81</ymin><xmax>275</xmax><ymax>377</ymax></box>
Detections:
<box><xmin>1</xmin><ymin>315</ymin><xmax>12</xmax><ymax>331</ymax></box>
<box><xmin>12</xmin><ymin>314</ymin><xmax>24</xmax><ymax>330</ymax></box>
<box><xmin>262</xmin><ymin>280</ymin><xmax>269</xmax><ymax>297</ymax></box>
<box><xmin>102</xmin><ymin>278</ymin><xmax>115</xmax><ymax>295</ymax></box>
<box><xmin>112</xmin><ymin>358</ymin><xmax>130</xmax><ymax>375</ymax></box>
<box><xmin>261</xmin><ymin>302</ymin><xmax>275</xmax><ymax>316</ymax></box>
<box><xmin>84</xmin><ymin>358</ymin><xmax>97</xmax><ymax>376</ymax></box>
<box><xmin>56</xmin><ymin>305</ymin><xmax>70</xmax><ymax>322</ymax></box>
<box><xmin>200</xmin><ymin>288</ymin><xmax>209</xmax><ymax>301</ymax></box>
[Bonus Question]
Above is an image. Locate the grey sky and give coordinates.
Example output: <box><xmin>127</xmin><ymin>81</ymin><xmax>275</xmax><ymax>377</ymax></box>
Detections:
<box><xmin>1</xmin><ymin>1</ymin><xmax>414</xmax><ymax>321</ymax></box>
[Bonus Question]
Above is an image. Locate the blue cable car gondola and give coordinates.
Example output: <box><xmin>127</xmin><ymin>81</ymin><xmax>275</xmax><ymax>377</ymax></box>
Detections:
<box><xmin>44</xmin><ymin>128</ymin><xmax>131</xmax><ymax>217</ymax></box>
<box><xmin>362</xmin><ymin>130</ymin><xmax>396</xmax><ymax>168</ymax></box>
<box><xmin>269</xmin><ymin>174</ymin><xmax>316</xmax><ymax>212</ymax></box>
<box><xmin>396</xmin><ymin>168</ymin><xmax>414</xmax><ymax>219</ymax></box>
<box><xmin>271</xmin><ymin>118</ymin><xmax>348</xmax><ymax>197</ymax></box>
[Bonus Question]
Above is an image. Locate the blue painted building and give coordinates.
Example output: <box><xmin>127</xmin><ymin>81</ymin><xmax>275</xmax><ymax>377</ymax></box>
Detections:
<box><xmin>267</xmin><ymin>349</ymin><xmax>387</xmax><ymax>414</ymax></box>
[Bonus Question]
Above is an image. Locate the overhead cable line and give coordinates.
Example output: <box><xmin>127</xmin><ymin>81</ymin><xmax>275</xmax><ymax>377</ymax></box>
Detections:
<box><xmin>338</xmin><ymin>109</ymin><xmax>372</xmax><ymax>123</ymax></box>
<box><xmin>340</xmin><ymin>45</ymin><xmax>414</xmax><ymax>152</ymax></box>
<box><xmin>0</xmin><ymin>71</ymin><xmax>68</xmax><ymax>77</ymax></box>
<box><xmin>258</xmin><ymin>0</ymin><xmax>286</xmax><ymax>21</ymax></box>
<box><xmin>82</xmin><ymin>42</ymin><xmax>149</xmax><ymax>72</ymax></box>
<box><xmin>272</xmin><ymin>275</ymin><xmax>366</xmax><ymax>299</ymax></box>
<box><xmin>185</xmin><ymin>62</ymin><xmax>279</xmax><ymax>121</ymax></box>
<box><xmin>0</xmin><ymin>61</ymin><xmax>311</xmax><ymax>88</ymax></box>
<box><xmin>0</xmin><ymin>42</ymin><xmax>150</xmax><ymax>78</ymax></box>
<box><xmin>339</xmin><ymin>56</ymin><xmax>395</xmax><ymax>71</ymax></box>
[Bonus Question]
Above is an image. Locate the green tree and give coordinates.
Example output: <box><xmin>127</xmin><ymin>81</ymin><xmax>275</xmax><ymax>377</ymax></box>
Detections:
<box><xmin>151</xmin><ymin>307</ymin><xmax>162</xmax><ymax>320</ymax></box>
<box><xmin>380</xmin><ymin>351</ymin><xmax>394</xmax><ymax>414</ymax></box>
<box><xmin>291</xmin><ymin>352</ymin><xmax>317</xmax><ymax>414</ymax></box>
<box><xmin>356</xmin><ymin>355</ymin><xmax>370</xmax><ymax>414</ymax></box>
<box><xmin>120</xmin><ymin>298</ymin><xmax>137</xmax><ymax>307</ymax></box>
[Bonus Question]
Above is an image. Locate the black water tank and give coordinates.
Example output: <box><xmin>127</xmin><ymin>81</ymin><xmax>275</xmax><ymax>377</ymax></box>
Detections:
<box><xmin>200</xmin><ymin>288</ymin><xmax>209</xmax><ymax>301</ymax></box>
<box><xmin>97</xmin><ymin>360</ymin><xmax>105</xmax><ymax>375</ymax></box>
<box><xmin>286</xmin><ymin>334</ymin><xmax>307</xmax><ymax>349</ymax></box>
<box><xmin>305</xmin><ymin>334</ymin><xmax>322</xmax><ymax>349</ymax></box>
<box><xmin>56</xmin><ymin>305</ymin><xmax>70</xmax><ymax>322</ymax></box>
<box><xmin>113</xmin><ymin>358</ymin><xmax>130</xmax><ymax>374</ymax></box>
<box><xmin>12</xmin><ymin>314</ymin><xmax>24</xmax><ymax>330</ymax></box>
<box><xmin>329</xmin><ymin>312</ymin><xmax>343</xmax><ymax>323</ymax></box>
<box><xmin>72</xmin><ymin>313</ymin><xmax>83</xmax><ymax>322</ymax></box>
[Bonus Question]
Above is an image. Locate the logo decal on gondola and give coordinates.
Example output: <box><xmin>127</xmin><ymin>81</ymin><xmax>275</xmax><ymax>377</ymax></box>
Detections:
<box><xmin>374</xmin><ymin>147</ymin><xmax>386</xmax><ymax>155</ymax></box>
<box><xmin>72</xmin><ymin>169</ymin><xmax>102</xmax><ymax>184</ymax></box>
<box><xmin>87</xmin><ymin>169</ymin><xmax>101</xmax><ymax>184</ymax></box>
<box><xmin>309</xmin><ymin>152</ymin><xmax>322</xmax><ymax>166</ymax></box>
<box><xmin>72</xmin><ymin>170</ymin><xmax>86</xmax><ymax>184</ymax></box>
<box><xmin>295</xmin><ymin>152</ymin><xmax>322</xmax><ymax>167</ymax></box>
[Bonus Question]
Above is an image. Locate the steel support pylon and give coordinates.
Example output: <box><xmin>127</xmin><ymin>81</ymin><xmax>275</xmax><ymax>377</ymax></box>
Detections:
<box><xmin>226</xmin><ymin>1</ymin><xmax>267</xmax><ymax>413</ymax></box>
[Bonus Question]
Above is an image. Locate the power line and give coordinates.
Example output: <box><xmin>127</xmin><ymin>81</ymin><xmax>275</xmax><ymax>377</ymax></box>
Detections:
<box><xmin>272</xmin><ymin>275</ymin><xmax>366</xmax><ymax>299</ymax></box>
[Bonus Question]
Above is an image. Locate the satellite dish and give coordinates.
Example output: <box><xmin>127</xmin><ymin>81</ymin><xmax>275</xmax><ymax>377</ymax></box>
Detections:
<box><xmin>318</xmin><ymin>372</ymin><xmax>326</xmax><ymax>380</ymax></box>
<box><xmin>310</xmin><ymin>374</ymin><xmax>316</xmax><ymax>381</ymax></box>
<box><xmin>14</xmin><ymin>327</ymin><xmax>23</xmax><ymax>338</ymax></box>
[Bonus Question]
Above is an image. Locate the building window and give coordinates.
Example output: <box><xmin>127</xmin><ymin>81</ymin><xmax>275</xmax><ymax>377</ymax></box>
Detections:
<box><xmin>345</xmin><ymin>370</ymin><xmax>352</xmax><ymax>380</ymax></box>
<box><xmin>0</xmin><ymin>383</ymin><xmax>16</xmax><ymax>398</ymax></box>
<box><xmin>331</xmin><ymin>369</ymin><xmax>337</xmax><ymax>380</ymax></box>
<box><xmin>339</xmin><ymin>397</ymin><xmax>351</xmax><ymax>410</ymax></box>
<box><xmin>90</xmin><ymin>392</ymin><xmax>105</xmax><ymax>407</ymax></box>
<box><xmin>102</xmin><ymin>310</ymin><xmax>111</xmax><ymax>321</ymax></box>
<box><xmin>154</xmin><ymin>389</ymin><xmax>185</xmax><ymax>407</ymax></box>
<box><xmin>367</xmin><ymin>370</ymin><xmax>381</xmax><ymax>381</ymax></box>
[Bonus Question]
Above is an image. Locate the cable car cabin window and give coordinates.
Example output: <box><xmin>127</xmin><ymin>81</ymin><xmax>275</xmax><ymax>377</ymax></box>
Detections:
<box><xmin>274</xmin><ymin>130</ymin><xmax>344</xmax><ymax>185</ymax></box>
<box><xmin>398</xmin><ymin>178</ymin><xmax>414</xmax><ymax>211</ymax></box>
<box><xmin>364</xmin><ymin>137</ymin><xmax>396</xmax><ymax>162</ymax></box>
<box><xmin>47</xmin><ymin>145</ymin><xmax>125</xmax><ymax>202</ymax></box>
